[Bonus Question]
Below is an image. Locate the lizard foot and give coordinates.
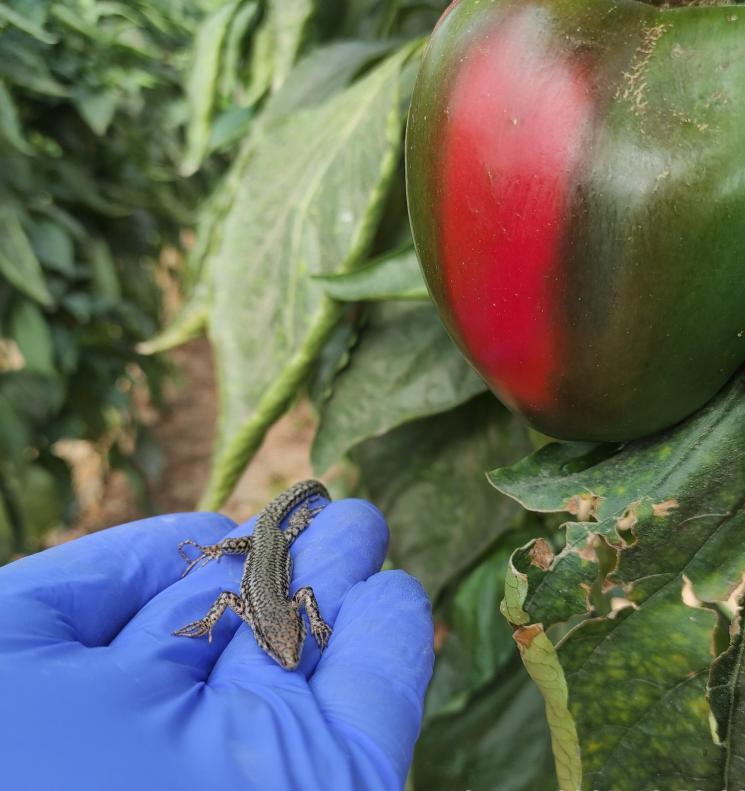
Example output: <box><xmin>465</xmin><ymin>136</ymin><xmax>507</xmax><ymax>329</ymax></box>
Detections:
<box><xmin>173</xmin><ymin>618</ymin><xmax>215</xmax><ymax>643</ymax></box>
<box><xmin>308</xmin><ymin>502</ymin><xmax>325</xmax><ymax>519</ymax></box>
<box><xmin>311</xmin><ymin>620</ymin><xmax>332</xmax><ymax>652</ymax></box>
<box><xmin>177</xmin><ymin>540</ymin><xmax>222</xmax><ymax>577</ymax></box>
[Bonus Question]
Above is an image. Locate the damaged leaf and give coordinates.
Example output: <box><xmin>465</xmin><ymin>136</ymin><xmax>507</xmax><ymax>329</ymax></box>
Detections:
<box><xmin>492</xmin><ymin>373</ymin><xmax>745</xmax><ymax>790</ymax></box>
<box><xmin>708</xmin><ymin>599</ymin><xmax>745</xmax><ymax>786</ymax></box>
<box><xmin>513</xmin><ymin>624</ymin><xmax>581</xmax><ymax>791</ymax></box>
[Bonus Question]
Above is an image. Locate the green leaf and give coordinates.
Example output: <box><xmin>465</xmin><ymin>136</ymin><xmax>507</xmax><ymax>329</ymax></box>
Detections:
<box><xmin>0</xmin><ymin>490</ymin><xmax>14</xmax><ymax>564</ymax></box>
<box><xmin>72</xmin><ymin>89</ymin><xmax>119</xmax><ymax>136</ymax></box>
<box><xmin>30</xmin><ymin>220</ymin><xmax>75</xmax><ymax>276</ymax></box>
<box><xmin>0</xmin><ymin>41</ymin><xmax>68</xmax><ymax>97</ymax></box>
<box><xmin>200</xmin><ymin>46</ymin><xmax>413</xmax><ymax>508</ymax></box>
<box><xmin>137</xmin><ymin>280</ymin><xmax>209</xmax><ymax>355</ymax></box>
<box><xmin>265</xmin><ymin>0</ymin><xmax>317</xmax><ymax>92</ymax></box>
<box><xmin>353</xmin><ymin>393</ymin><xmax>531</xmax><ymax>599</ymax></box>
<box><xmin>0</xmin><ymin>386</ymin><xmax>29</xmax><ymax>464</ymax></box>
<box><xmin>0</xmin><ymin>208</ymin><xmax>53</xmax><ymax>306</ymax></box>
<box><xmin>0</xmin><ymin>79</ymin><xmax>32</xmax><ymax>154</ymax></box>
<box><xmin>149</xmin><ymin>39</ymin><xmax>395</xmax><ymax>354</ymax></box>
<box><xmin>493</xmin><ymin>373</ymin><xmax>745</xmax><ymax>790</ymax></box>
<box><xmin>314</xmin><ymin>245</ymin><xmax>428</xmax><ymax>301</ymax></box>
<box><xmin>15</xmin><ymin>461</ymin><xmax>65</xmax><ymax>541</ymax></box>
<box><xmin>0</xmin><ymin>3</ymin><xmax>57</xmax><ymax>44</ymax></box>
<box><xmin>307</xmin><ymin>306</ymin><xmax>360</xmax><ymax>407</ymax></box>
<box><xmin>87</xmin><ymin>238</ymin><xmax>121</xmax><ymax>300</ymax></box>
<box><xmin>218</xmin><ymin>1</ymin><xmax>260</xmax><ymax>102</ymax></box>
<box><xmin>425</xmin><ymin>518</ymin><xmax>551</xmax><ymax>719</ymax></box>
<box><xmin>6</xmin><ymin>299</ymin><xmax>54</xmax><ymax>376</ymax></box>
<box><xmin>239</xmin><ymin>0</ymin><xmax>319</xmax><ymax>109</ymax></box>
<box><xmin>312</xmin><ymin>302</ymin><xmax>486</xmax><ymax>473</ymax></box>
<box><xmin>208</xmin><ymin>105</ymin><xmax>255</xmax><ymax>153</ymax></box>
<box><xmin>181</xmin><ymin>0</ymin><xmax>242</xmax><ymax>176</ymax></box>
<box><xmin>261</xmin><ymin>39</ymin><xmax>398</xmax><ymax>124</ymax></box>
<box><xmin>414</xmin><ymin>665</ymin><xmax>556</xmax><ymax>791</ymax></box>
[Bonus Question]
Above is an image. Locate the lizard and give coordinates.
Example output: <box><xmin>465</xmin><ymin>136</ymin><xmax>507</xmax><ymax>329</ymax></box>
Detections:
<box><xmin>173</xmin><ymin>479</ymin><xmax>332</xmax><ymax>671</ymax></box>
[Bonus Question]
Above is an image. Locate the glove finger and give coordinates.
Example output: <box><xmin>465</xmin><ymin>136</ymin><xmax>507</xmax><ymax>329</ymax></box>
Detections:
<box><xmin>0</xmin><ymin>512</ymin><xmax>236</xmax><ymax>647</ymax></box>
<box><xmin>207</xmin><ymin>499</ymin><xmax>389</xmax><ymax>687</ymax></box>
<box><xmin>310</xmin><ymin>570</ymin><xmax>434</xmax><ymax>785</ymax></box>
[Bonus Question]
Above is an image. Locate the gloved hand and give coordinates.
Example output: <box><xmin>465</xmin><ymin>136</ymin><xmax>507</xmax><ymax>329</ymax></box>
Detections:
<box><xmin>0</xmin><ymin>497</ymin><xmax>434</xmax><ymax>791</ymax></box>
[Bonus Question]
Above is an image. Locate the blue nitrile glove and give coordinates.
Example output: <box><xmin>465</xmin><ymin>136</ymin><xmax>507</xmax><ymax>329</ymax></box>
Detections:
<box><xmin>0</xmin><ymin>498</ymin><xmax>434</xmax><ymax>791</ymax></box>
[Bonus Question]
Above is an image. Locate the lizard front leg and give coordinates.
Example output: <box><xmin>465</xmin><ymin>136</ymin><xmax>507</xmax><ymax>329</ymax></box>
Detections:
<box><xmin>178</xmin><ymin>535</ymin><xmax>253</xmax><ymax>577</ymax></box>
<box><xmin>173</xmin><ymin>591</ymin><xmax>254</xmax><ymax>643</ymax></box>
<box><xmin>292</xmin><ymin>586</ymin><xmax>332</xmax><ymax>650</ymax></box>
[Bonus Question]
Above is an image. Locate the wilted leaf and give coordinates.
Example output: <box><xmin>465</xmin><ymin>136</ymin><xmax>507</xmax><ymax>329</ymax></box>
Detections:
<box><xmin>312</xmin><ymin>301</ymin><xmax>485</xmax><ymax>473</ymax></box>
<box><xmin>708</xmin><ymin>605</ymin><xmax>745</xmax><ymax>786</ymax></box>
<box><xmin>493</xmin><ymin>373</ymin><xmax>745</xmax><ymax>790</ymax></box>
<box><xmin>353</xmin><ymin>393</ymin><xmax>531</xmax><ymax>599</ymax></box>
<box><xmin>314</xmin><ymin>245</ymin><xmax>428</xmax><ymax>302</ymax></box>
<box><xmin>201</xmin><ymin>46</ymin><xmax>413</xmax><ymax>507</ymax></box>
<box><xmin>0</xmin><ymin>208</ymin><xmax>53</xmax><ymax>306</ymax></box>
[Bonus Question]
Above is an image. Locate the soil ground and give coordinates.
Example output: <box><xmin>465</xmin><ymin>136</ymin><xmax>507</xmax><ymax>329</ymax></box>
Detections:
<box><xmin>48</xmin><ymin>337</ymin><xmax>317</xmax><ymax>543</ymax></box>
<box><xmin>150</xmin><ymin>337</ymin><xmax>317</xmax><ymax>520</ymax></box>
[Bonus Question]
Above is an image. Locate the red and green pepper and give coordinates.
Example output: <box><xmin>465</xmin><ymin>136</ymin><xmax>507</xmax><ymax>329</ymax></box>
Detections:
<box><xmin>406</xmin><ymin>0</ymin><xmax>745</xmax><ymax>441</ymax></box>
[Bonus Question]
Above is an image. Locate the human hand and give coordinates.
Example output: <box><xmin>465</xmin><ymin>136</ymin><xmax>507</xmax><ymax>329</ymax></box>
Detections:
<box><xmin>0</xmin><ymin>497</ymin><xmax>434</xmax><ymax>791</ymax></box>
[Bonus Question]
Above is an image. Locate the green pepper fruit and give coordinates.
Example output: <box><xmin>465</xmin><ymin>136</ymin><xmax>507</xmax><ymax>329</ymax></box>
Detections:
<box><xmin>406</xmin><ymin>0</ymin><xmax>745</xmax><ymax>441</ymax></box>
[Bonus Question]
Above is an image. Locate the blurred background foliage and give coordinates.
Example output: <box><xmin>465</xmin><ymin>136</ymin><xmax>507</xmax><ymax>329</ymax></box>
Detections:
<box><xmin>0</xmin><ymin>0</ymin><xmax>222</xmax><ymax>559</ymax></box>
<box><xmin>0</xmin><ymin>1</ymin><xmax>557</xmax><ymax>788</ymax></box>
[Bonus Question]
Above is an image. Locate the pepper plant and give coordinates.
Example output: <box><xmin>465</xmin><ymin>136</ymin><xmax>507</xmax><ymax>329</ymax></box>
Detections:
<box><xmin>5</xmin><ymin>0</ymin><xmax>741</xmax><ymax>787</ymax></box>
<box><xmin>0</xmin><ymin>0</ymin><xmax>218</xmax><ymax>560</ymax></box>
<box><xmin>151</xmin><ymin>1</ymin><xmax>745</xmax><ymax>787</ymax></box>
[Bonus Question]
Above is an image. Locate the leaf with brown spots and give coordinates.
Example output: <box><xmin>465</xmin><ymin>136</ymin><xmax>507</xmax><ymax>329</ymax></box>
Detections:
<box><xmin>491</xmin><ymin>373</ymin><xmax>745</xmax><ymax>790</ymax></box>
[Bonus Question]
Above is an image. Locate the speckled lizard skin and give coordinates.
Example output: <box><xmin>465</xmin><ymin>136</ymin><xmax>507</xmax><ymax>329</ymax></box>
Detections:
<box><xmin>173</xmin><ymin>480</ymin><xmax>331</xmax><ymax>670</ymax></box>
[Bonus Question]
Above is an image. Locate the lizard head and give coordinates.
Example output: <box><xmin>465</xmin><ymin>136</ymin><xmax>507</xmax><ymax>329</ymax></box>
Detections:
<box><xmin>262</xmin><ymin>609</ymin><xmax>306</xmax><ymax>671</ymax></box>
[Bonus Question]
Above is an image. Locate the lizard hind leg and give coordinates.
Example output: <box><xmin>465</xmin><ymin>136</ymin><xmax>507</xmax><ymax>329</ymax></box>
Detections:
<box><xmin>292</xmin><ymin>586</ymin><xmax>332</xmax><ymax>651</ymax></box>
<box><xmin>173</xmin><ymin>591</ymin><xmax>251</xmax><ymax>643</ymax></box>
<box><xmin>285</xmin><ymin>502</ymin><xmax>325</xmax><ymax>545</ymax></box>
